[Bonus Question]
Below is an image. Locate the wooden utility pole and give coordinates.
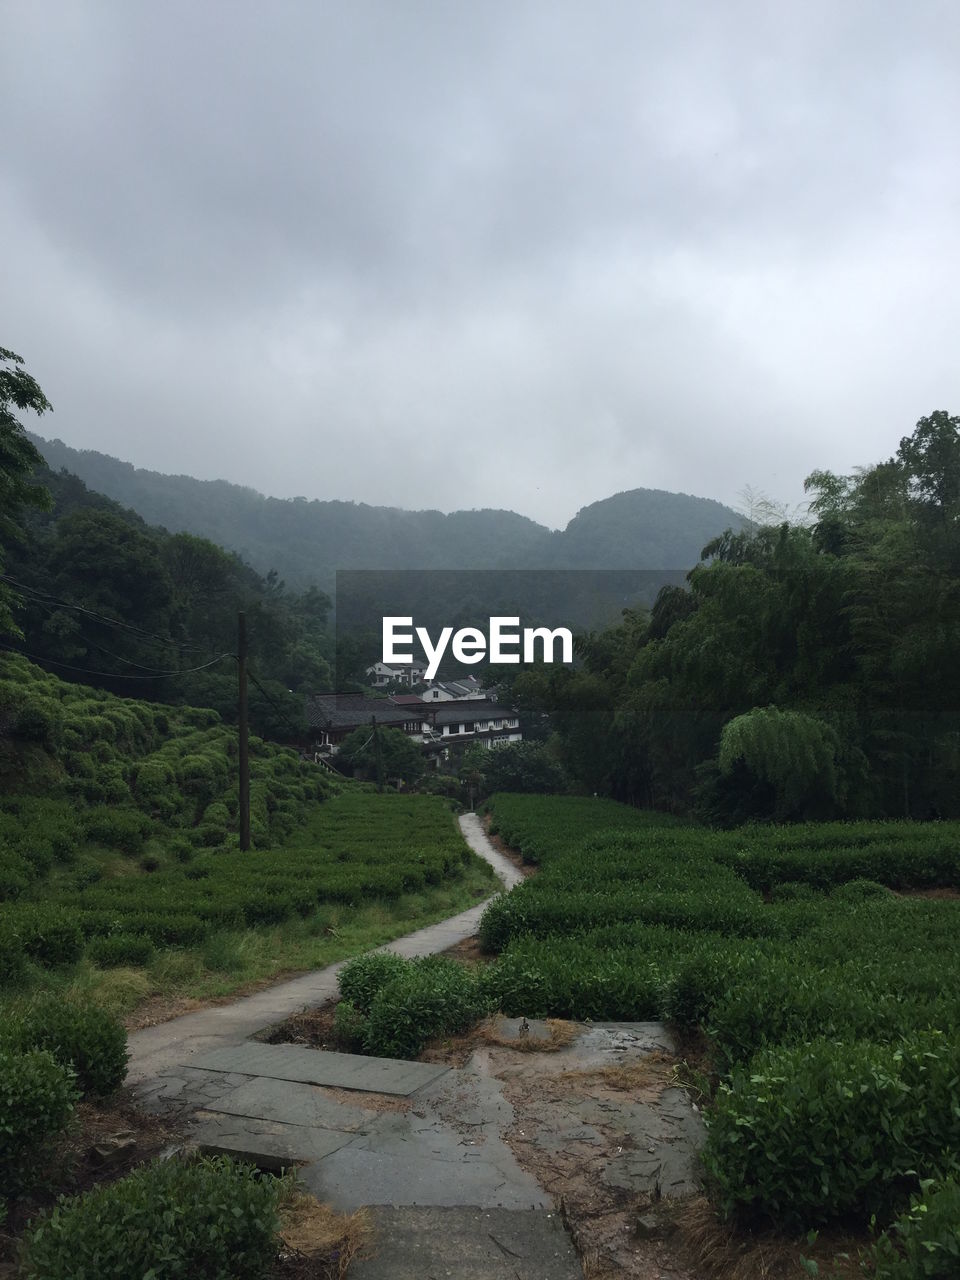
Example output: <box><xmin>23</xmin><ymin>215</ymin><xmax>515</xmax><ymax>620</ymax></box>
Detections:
<box><xmin>372</xmin><ymin>715</ymin><xmax>384</xmax><ymax>793</ymax></box>
<box><xmin>238</xmin><ymin>611</ymin><xmax>250</xmax><ymax>850</ymax></box>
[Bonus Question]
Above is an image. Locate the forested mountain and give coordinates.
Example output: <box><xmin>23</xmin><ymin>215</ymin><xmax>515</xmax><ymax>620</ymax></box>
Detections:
<box><xmin>28</xmin><ymin>434</ymin><xmax>742</xmax><ymax>585</ymax></box>
<box><xmin>4</xmin><ymin>463</ymin><xmax>333</xmax><ymax>735</ymax></box>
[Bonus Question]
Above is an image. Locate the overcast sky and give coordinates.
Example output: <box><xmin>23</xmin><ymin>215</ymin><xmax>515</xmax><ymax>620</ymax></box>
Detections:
<box><xmin>3</xmin><ymin>2</ymin><xmax>958</xmax><ymax>530</ymax></box>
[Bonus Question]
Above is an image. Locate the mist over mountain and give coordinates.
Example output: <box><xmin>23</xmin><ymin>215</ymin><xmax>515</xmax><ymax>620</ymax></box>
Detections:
<box><xmin>30</xmin><ymin>434</ymin><xmax>742</xmax><ymax>586</ymax></box>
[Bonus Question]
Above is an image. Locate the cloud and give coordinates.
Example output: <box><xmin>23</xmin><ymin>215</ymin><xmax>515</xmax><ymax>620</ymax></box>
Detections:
<box><xmin>2</xmin><ymin>0</ymin><xmax>958</xmax><ymax>529</ymax></box>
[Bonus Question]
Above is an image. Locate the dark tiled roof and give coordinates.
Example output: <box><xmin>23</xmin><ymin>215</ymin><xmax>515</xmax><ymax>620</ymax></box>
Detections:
<box><xmin>430</xmin><ymin>700</ymin><xmax>518</xmax><ymax>725</ymax></box>
<box><xmin>305</xmin><ymin>694</ymin><xmax>418</xmax><ymax>731</ymax></box>
<box><xmin>390</xmin><ymin>694</ymin><xmax>426</xmax><ymax>705</ymax></box>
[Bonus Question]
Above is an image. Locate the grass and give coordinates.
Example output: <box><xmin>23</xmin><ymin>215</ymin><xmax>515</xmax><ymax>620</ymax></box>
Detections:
<box><xmin>12</xmin><ymin>844</ymin><xmax>497</xmax><ymax>1022</ymax></box>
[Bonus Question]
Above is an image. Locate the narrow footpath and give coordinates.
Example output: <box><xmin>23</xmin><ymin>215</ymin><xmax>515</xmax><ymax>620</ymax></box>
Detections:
<box><xmin>127</xmin><ymin>812</ymin><xmax>522</xmax><ymax>1086</ymax></box>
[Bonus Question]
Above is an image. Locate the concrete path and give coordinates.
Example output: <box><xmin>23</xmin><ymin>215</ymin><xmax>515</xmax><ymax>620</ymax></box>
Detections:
<box><xmin>126</xmin><ymin>814</ymin><xmax>588</xmax><ymax>1276</ymax></box>
<box><xmin>127</xmin><ymin>811</ymin><xmax>519</xmax><ymax>1086</ymax></box>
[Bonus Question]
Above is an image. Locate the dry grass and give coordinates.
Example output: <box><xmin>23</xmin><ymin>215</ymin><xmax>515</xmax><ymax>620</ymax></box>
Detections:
<box><xmin>673</xmin><ymin>1196</ymin><xmax>864</xmax><ymax>1280</ymax></box>
<box><xmin>479</xmin><ymin>1016</ymin><xmax>580</xmax><ymax>1053</ymax></box>
<box><xmin>558</xmin><ymin>1049</ymin><xmax>678</xmax><ymax>1093</ymax></box>
<box><xmin>277</xmin><ymin>1193</ymin><xmax>371</xmax><ymax>1280</ymax></box>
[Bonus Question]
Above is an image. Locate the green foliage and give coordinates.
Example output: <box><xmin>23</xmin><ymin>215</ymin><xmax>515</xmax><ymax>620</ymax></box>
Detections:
<box><xmin>87</xmin><ymin>933</ymin><xmax>156</xmax><ymax>967</ymax></box>
<box><xmin>12</xmin><ymin>904</ymin><xmax>84</xmax><ymax>965</ymax></box>
<box><xmin>718</xmin><ymin>707</ymin><xmax>840</xmax><ymax>820</ymax></box>
<box><xmin>362</xmin><ymin>956</ymin><xmax>496</xmax><ymax>1059</ymax></box>
<box><xmin>464</xmin><ymin>741</ymin><xmax>568</xmax><ymax>797</ymax></box>
<box><xmin>702</xmin><ymin>1033</ymin><xmax>960</xmax><ymax>1229</ymax></box>
<box><xmin>0</xmin><ymin>1048</ymin><xmax>78</xmax><ymax>1199</ymax></box>
<box><xmin>0</xmin><ymin>346</ymin><xmax>52</xmax><ymax>637</ymax></box>
<box><xmin>338</xmin><ymin>950</ymin><xmax>410</xmax><ymax>1014</ymax></box>
<box><xmin>337</xmin><ymin>724</ymin><xmax>424</xmax><ymax>786</ymax></box>
<box><xmin>331</xmin><ymin>999</ymin><xmax>367</xmax><ymax>1051</ymax></box>
<box><xmin>479</xmin><ymin>794</ymin><xmax>960</xmax><ymax>1232</ymax></box>
<box><xmin>19</xmin><ymin>1155</ymin><xmax>283</xmax><ymax>1280</ymax></box>
<box><xmin>3</xmin><ymin>996</ymin><xmax>128</xmax><ymax>1096</ymax></box>
<box><xmin>870</xmin><ymin>1178</ymin><xmax>960</xmax><ymax>1279</ymax></box>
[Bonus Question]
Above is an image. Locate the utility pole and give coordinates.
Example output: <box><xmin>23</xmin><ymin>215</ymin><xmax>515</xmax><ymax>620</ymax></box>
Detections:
<box><xmin>372</xmin><ymin>715</ymin><xmax>384</xmax><ymax>793</ymax></box>
<box><xmin>238</xmin><ymin>611</ymin><xmax>250</xmax><ymax>851</ymax></box>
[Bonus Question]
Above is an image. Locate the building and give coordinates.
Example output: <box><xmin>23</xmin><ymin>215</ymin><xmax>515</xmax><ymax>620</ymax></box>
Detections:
<box><xmin>366</xmin><ymin>660</ymin><xmax>428</xmax><ymax>688</ymax></box>
<box><xmin>305</xmin><ymin>694</ymin><xmax>426</xmax><ymax>752</ymax></box>
<box><xmin>305</xmin><ymin>693</ymin><xmax>522</xmax><ymax>760</ymax></box>
<box><xmin>417</xmin><ymin>676</ymin><xmax>487</xmax><ymax>702</ymax></box>
<box><xmin>425</xmin><ymin>700</ymin><xmax>522</xmax><ymax>752</ymax></box>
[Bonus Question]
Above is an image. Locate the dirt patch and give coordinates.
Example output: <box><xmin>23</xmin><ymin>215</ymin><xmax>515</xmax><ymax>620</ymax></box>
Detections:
<box><xmin>896</xmin><ymin>886</ymin><xmax>960</xmax><ymax>900</ymax></box>
<box><xmin>483</xmin><ymin>1044</ymin><xmax>698</xmax><ymax>1279</ymax></box>
<box><xmin>441</xmin><ymin>933</ymin><xmax>492</xmax><ymax>966</ymax></box>
<box><xmin>419</xmin><ymin>1017</ymin><xmax>579</xmax><ymax>1067</ymax></box>
<box><xmin>320</xmin><ymin>1085</ymin><xmax>412</xmax><ymax>1116</ymax></box>
<box><xmin>261</xmin><ymin>1002</ymin><xmax>341</xmax><ymax>1050</ymax></box>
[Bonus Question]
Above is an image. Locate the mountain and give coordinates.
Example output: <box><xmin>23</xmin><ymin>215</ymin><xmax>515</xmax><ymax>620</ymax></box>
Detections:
<box><xmin>29</xmin><ymin>434</ymin><xmax>743</xmax><ymax>586</ymax></box>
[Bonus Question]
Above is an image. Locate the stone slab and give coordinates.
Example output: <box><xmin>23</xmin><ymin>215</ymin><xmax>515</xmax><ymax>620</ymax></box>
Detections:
<box><xmin>302</xmin><ymin>1145</ymin><xmax>551</xmax><ymax>1211</ymax></box>
<box><xmin>202</xmin><ymin>1076</ymin><xmax>377</xmax><ymax>1132</ymax></box>
<box><xmin>188</xmin><ymin>1042</ymin><xmax>449</xmax><ymax>1096</ymax></box>
<box><xmin>190</xmin><ymin>1112</ymin><xmax>354</xmax><ymax>1169</ymax></box>
<box><xmin>348</xmin><ymin>1206</ymin><xmax>581</xmax><ymax>1279</ymax></box>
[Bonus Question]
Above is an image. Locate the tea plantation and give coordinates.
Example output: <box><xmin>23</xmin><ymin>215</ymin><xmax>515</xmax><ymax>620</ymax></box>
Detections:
<box><xmin>0</xmin><ymin>653</ymin><xmax>490</xmax><ymax>991</ymax></box>
<box><xmin>473</xmin><ymin>794</ymin><xmax>960</xmax><ymax>1252</ymax></box>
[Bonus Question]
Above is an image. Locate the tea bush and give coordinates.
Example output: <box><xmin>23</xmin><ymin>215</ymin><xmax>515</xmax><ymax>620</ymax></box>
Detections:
<box><xmin>87</xmin><ymin>932</ymin><xmax>156</xmax><ymax>967</ymax></box>
<box><xmin>870</xmin><ymin>1177</ymin><xmax>960</xmax><ymax>1279</ymax></box>
<box><xmin>479</xmin><ymin>793</ymin><xmax>960</xmax><ymax>1236</ymax></box>
<box><xmin>338</xmin><ymin>950</ymin><xmax>410</xmax><ymax>1013</ymax></box>
<box><xmin>702</xmin><ymin>1031</ymin><xmax>960</xmax><ymax>1228</ymax></box>
<box><xmin>349</xmin><ymin>955</ymin><xmax>496</xmax><ymax>1059</ymax></box>
<box><xmin>3</xmin><ymin>996</ymin><xmax>128</xmax><ymax>1096</ymax></box>
<box><xmin>0</xmin><ymin>1049</ymin><xmax>78</xmax><ymax>1199</ymax></box>
<box><xmin>19</xmin><ymin>1155</ymin><xmax>283</xmax><ymax>1280</ymax></box>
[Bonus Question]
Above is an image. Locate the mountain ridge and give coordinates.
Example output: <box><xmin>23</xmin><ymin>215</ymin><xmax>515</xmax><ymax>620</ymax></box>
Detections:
<box><xmin>29</xmin><ymin>433</ymin><xmax>743</xmax><ymax>586</ymax></box>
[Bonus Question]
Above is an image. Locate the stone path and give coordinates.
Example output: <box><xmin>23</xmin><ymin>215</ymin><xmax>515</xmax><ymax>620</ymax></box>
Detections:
<box><xmin>125</xmin><ymin>814</ymin><xmax>702</xmax><ymax>1277</ymax></box>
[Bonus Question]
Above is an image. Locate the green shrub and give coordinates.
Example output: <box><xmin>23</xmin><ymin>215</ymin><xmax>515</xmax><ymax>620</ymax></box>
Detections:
<box><xmin>88</xmin><ymin>933</ymin><xmax>155</xmax><ymax>967</ymax></box>
<box><xmin>81</xmin><ymin>807</ymin><xmax>150</xmax><ymax>855</ymax></box>
<box><xmin>11</xmin><ymin>904</ymin><xmax>84</xmax><ymax>966</ymax></box>
<box><xmin>0</xmin><ymin>1049</ymin><xmax>78</xmax><ymax>1198</ymax></box>
<box><xmin>332</xmin><ymin>999</ymin><xmax>367</xmax><ymax>1051</ymax></box>
<box><xmin>19</xmin><ymin>1154</ymin><xmax>282</xmax><ymax>1280</ymax></box>
<box><xmin>364</xmin><ymin>957</ymin><xmax>495</xmax><ymax>1059</ymax></box>
<box><xmin>4</xmin><ymin>997</ymin><xmax>128</xmax><ymax>1096</ymax></box>
<box><xmin>701</xmin><ymin>1032</ymin><xmax>960</xmax><ymax>1229</ymax></box>
<box><xmin>0</xmin><ymin>924</ymin><xmax>25</xmax><ymax>986</ymax></box>
<box><xmin>831</xmin><ymin>877</ymin><xmax>892</xmax><ymax>901</ymax></box>
<box><xmin>338</xmin><ymin>950</ymin><xmax>410</xmax><ymax>1014</ymax></box>
<box><xmin>870</xmin><ymin>1177</ymin><xmax>960</xmax><ymax>1279</ymax></box>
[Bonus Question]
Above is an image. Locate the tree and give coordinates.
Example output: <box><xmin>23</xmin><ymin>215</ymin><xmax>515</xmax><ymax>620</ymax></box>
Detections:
<box><xmin>0</xmin><ymin>348</ymin><xmax>52</xmax><ymax>635</ymax></box>
<box><xmin>337</xmin><ymin>724</ymin><xmax>424</xmax><ymax>786</ymax></box>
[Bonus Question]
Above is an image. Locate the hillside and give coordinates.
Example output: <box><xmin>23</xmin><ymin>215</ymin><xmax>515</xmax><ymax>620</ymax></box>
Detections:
<box><xmin>30</xmin><ymin>434</ymin><xmax>743</xmax><ymax>586</ymax></box>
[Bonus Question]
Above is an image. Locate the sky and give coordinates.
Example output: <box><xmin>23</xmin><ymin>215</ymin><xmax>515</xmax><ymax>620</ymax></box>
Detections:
<box><xmin>2</xmin><ymin>1</ymin><xmax>959</xmax><ymax>531</ymax></box>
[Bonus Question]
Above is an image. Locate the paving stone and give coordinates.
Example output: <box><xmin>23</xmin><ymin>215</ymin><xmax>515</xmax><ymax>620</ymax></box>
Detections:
<box><xmin>302</xmin><ymin>1145</ymin><xmax>551</xmax><ymax>1211</ymax></box>
<box><xmin>190</xmin><ymin>1112</ymin><xmax>354</xmax><ymax>1169</ymax></box>
<box><xmin>205</xmin><ymin>1077</ymin><xmax>376</xmax><ymax>1132</ymax></box>
<box><xmin>347</xmin><ymin>1206</ymin><xmax>580</xmax><ymax>1279</ymax></box>
<box><xmin>188</xmin><ymin>1042</ymin><xmax>449</xmax><ymax>1096</ymax></box>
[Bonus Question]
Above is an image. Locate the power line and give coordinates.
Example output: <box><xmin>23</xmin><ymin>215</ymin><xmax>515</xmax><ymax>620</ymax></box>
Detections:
<box><xmin>7</xmin><ymin>588</ymin><xmax>223</xmax><ymax>674</ymax></box>
<box><xmin>0</xmin><ymin>572</ymin><xmax>211</xmax><ymax>654</ymax></box>
<box><xmin>0</xmin><ymin>640</ymin><xmax>234</xmax><ymax>682</ymax></box>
